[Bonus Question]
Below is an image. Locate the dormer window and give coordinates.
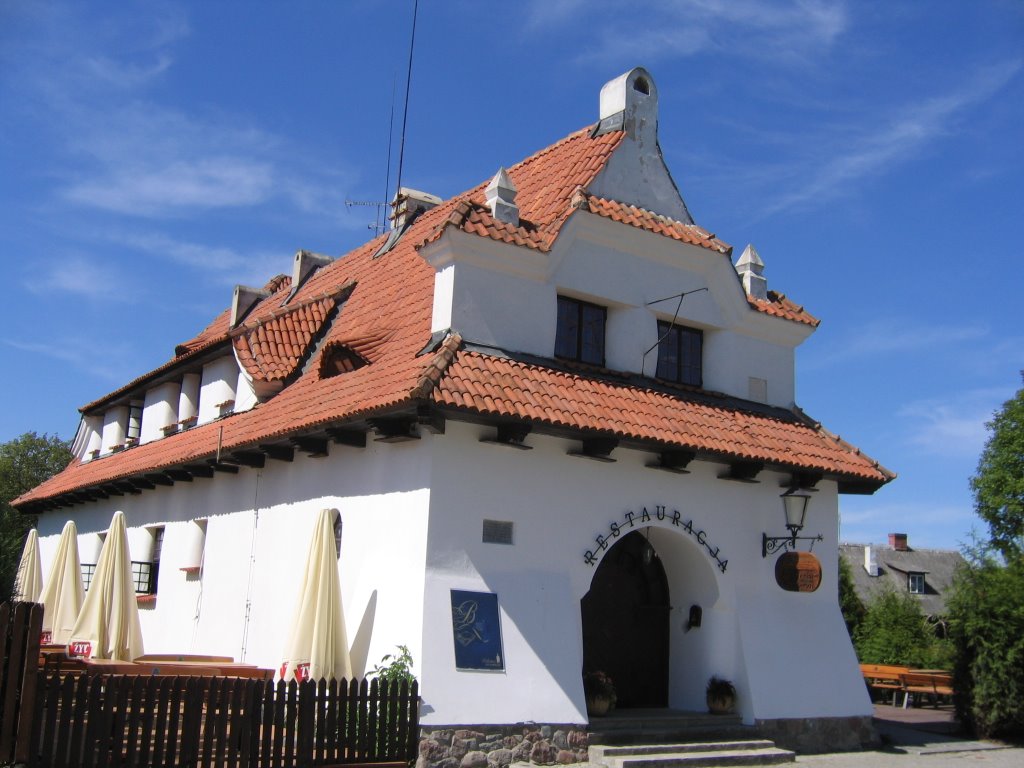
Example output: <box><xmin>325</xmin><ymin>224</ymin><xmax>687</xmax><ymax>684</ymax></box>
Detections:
<box><xmin>656</xmin><ymin>321</ymin><xmax>702</xmax><ymax>387</ymax></box>
<box><xmin>321</xmin><ymin>344</ymin><xmax>369</xmax><ymax>378</ymax></box>
<box><xmin>555</xmin><ymin>296</ymin><xmax>606</xmax><ymax>366</ymax></box>
<box><xmin>908</xmin><ymin>572</ymin><xmax>925</xmax><ymax>594</ymax></box>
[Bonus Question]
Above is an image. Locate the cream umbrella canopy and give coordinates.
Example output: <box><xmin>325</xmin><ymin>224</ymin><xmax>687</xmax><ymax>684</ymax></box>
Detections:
<box><xmin>12</xmin><ymin>529</ymin><xmax>42</xmax><ymax>602</ymax></box>
<box><xmin>39</xmin><ymin>521</ymin><xmax>85</xmax><ymax>645</ymax></box>
<box><xmin>67</xmin><ymin>511</ymin><xmax>144</xmax><ymax>661</ymax></box>
<box><xmin>280</xmin><ymin>508</ymin><xmax>351</xmax><ymax>682</ymax></box>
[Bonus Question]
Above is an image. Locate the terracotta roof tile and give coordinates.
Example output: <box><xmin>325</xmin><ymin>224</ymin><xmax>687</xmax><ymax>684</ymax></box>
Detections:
<box><xmin>748</xmin><ymin>291</ymin><xmax>819</xmax><ymax>327</ymax></box>
<box><xmin>581</xmin><ymin>194</ymin><xmax>732</xmax><ymax>254</ymax></box>
<box><xmin>16</xmin><ymin>124</ymin><xmax>877</xmax><ymax>508</ymax></box>
<box><xmin>432</xmin><ymin>349</ymin><xmax>891</xmax><ymax>484</ymax></box>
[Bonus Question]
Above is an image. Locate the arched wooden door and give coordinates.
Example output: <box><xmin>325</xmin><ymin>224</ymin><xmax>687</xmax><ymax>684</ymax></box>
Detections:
<box><xmin>581</xmin><ymin>530</ymin><xmax>670</xmax><ymax>708</ymax></box>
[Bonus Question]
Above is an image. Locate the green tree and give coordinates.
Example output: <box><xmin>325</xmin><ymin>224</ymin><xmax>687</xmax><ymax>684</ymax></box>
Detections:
<box><xmin>947</xmin><ymin>545</ymin><xmax>1024</xmax><ymax>738</ymax></box>
<box><xmin>970</xmin><ymin>378</ymin><xmax>1024</xmax><ymax>560</ymax></box>
<box><xmin>838</xmin><ymin>554</ymin><xmax>865</xmax><ymax>638</ymax></box>
<box><xmin>854</xmin><ymin>588</ymin><xmax>934</xmax><ymax>667</ymax></box>
<box><xmin>0</xmin><ymin>432</ymin><xmax>72</xmax><ymax>602</ymax></box>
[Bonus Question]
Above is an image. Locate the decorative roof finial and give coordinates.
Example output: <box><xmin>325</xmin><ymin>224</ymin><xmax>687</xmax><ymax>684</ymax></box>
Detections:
<box><xmin>485</xmin><ymin>167</ymin><xmax>519</xmax><ymax>226</ymax></box>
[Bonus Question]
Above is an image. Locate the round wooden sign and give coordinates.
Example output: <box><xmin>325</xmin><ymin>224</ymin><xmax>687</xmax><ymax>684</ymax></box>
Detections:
<box><xmin>774</xmin><ymin>551</ymin><xmax>822</xmax><ymax>592</ymax></box>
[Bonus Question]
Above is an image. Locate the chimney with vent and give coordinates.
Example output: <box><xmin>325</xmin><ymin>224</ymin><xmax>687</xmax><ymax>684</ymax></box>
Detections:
<box><xmin>231</xmin><ymin>285</ymin><xmax>271</xmax><ymax>327</ymax></box>
<box><xmin>736</xmin><ymin>244</ymin><xmax>768</xmax><ymax>300</ymax></box>
<box><xmin>390</xmin><ymin>187</ymin><xmax>442</xmax><ymax>230</ymax></box>
<box><xmin>485</xmin><ymin>168</ymin><xmax>519</xmax><ymax>226</ymax></box>
<box><xmin>889</xmin><ymin>533</ymin><xmax>909</xmax><ymax>551</ymax></box>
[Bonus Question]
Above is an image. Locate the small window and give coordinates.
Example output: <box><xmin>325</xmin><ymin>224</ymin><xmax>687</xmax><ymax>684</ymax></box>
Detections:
<box><xmin>132</xmin><ymin>561</ymin><xmax>154</xmax><ymax>595</ymax></box>
<box><xmin>81</xmin><ymin>563</ymin><xmax>97</xmax><ymax>592</ymax></box>
<box><xmin>482</xmin><ymin>519</ymin><xmax>514</xmax><ymax>545</ymax></box>
<box><xmin>656</xmin><ymin>321</ymin><xmax>702</xmax><ymax>387</ymax></box>
<box><xmin>555</xmin><ymin>296</ymin><xmax>606</xmax><ymax>366</ymax></box>
<box><xmin>333</xmin><ymin>513</ymin><xmax>343</xmax><ymax>560</ymax></box>
<box><xmin>321</xmin><ymin>344</ymin><xmax>369</xmax><ymax>378</ymax></box>
<box><xmin>908</xmin><ymin>572</ymin><xmax>925</xmax><ymax>594</ymax></box>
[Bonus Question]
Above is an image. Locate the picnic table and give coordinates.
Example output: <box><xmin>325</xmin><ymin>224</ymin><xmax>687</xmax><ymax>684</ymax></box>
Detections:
<box><xmin>860</xmin><ymin>664</ymin><xmax>954</xmax><ymax>708</ymax></box>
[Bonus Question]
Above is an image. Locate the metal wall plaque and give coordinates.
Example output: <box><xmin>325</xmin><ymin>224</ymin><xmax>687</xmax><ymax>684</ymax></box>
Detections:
<box><xmin>450</xmin><ymin>590</ymin><xmax>505</xmax><ymax>671</ymax></box>
<box><xmin>775</xmin><ymin>551</ymin><xmax>822</xmax><ymax>592</ymax></box>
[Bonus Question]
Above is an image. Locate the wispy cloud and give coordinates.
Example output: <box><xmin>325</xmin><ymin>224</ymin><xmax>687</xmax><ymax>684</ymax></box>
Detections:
<box><xmin>527</xmin><ymin>0</ymin><xmax>848</xmax><ymax>64</ymax></box>
<box><xmin>899</xmin><ymin>387</ymin><xmax>1014</xmax><ymax>459</ymax></box>
<box><xmin>4</xmin><ymin>2</ymin><xmax>354</xmax><ymax>222</ymax></box>
<box><xmin>24</xmin><ymin>255</ymin><xmax>135</xmax><ymax>303</ymax></box>
<box><xmin>757</xmin><ymin>60</ymin><xmax>1022</xmax><ymax>216</ymax></box>
<box><xmin>805</xmin><ymin>318</ymin><xmax>989</xmax><ymax>369</ymax></box>
<box><xmin>2</xmin><ymin>337</ymin><xmax>136</xmax><ymax>384</ymax></box>
<box><xmin>839</xmin><ymin>499</ymin><xmax>976</xmax><ymax>549</ymax></box>
<box><xmin>102</xmin><ymin>230</ymin><xmax>291</xmax><ymax>287</ymax></box>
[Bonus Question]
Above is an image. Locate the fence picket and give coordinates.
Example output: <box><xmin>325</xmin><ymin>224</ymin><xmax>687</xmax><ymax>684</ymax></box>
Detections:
<box><xmin>1</xmin><ymin>619</ymin><xmax>420</xmax><ymax>768</ymax></box>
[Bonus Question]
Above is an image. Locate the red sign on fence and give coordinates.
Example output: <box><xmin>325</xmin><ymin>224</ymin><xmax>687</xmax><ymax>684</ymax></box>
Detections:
<box><xmin>67</xmin><ymin>640</ymin><xmax>93</xmax><ymax>659</ymax></box>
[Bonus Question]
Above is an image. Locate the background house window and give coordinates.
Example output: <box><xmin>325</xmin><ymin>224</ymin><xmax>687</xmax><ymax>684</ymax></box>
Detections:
<box><xmin>656</xmin><ymin>321</ymin><xmax>702</xmax><ymax>387</ymax></box>
<box><xmin>908</xmin><ymin>572</ymin><xmax>925</xmax><ymax>594</ymax></box>
<box><xmin>555</xmin><ymin>296</ymin><xmax>606</xmax><ymax>365</ymax></box>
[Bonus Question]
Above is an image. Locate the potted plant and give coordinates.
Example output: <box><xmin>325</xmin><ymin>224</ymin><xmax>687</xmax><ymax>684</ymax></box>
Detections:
<box><xmin>706</xmin><ymin>676</ymin><xmax>736</xmax><ymax>714</ymax></box>
<box><xmin>583</xmin><ymin>671</ymin><xmax>617</xmax><ymax>716</ymax></box>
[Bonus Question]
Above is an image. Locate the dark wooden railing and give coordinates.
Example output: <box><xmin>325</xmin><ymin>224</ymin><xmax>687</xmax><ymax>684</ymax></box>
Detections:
<box><xmin>2</xmin><ymin>603</ymin><xmax>420</xmax><ymax>768</ymax></box>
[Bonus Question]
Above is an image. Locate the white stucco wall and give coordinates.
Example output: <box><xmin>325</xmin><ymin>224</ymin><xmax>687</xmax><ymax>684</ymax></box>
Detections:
<box><xmin>419</xmin><ymin>421</ymin><xmax>869</xmax><ymax>726</ymax></box>
<box><xmin>35</xmin><ymin>438</ymin><xmax>433</xmax><ymax>677</ymax></box>
<box><xmin>421</xmin><ymin>216</ymin><xmax>810</xmax><ymax>408</ymax></box>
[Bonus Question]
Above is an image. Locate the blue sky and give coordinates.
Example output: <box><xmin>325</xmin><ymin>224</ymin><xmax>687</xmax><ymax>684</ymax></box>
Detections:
<box><xmin>1</xmin><ymin>1</ymin><xmax>1021</xmax><ymax>550</ymax></box>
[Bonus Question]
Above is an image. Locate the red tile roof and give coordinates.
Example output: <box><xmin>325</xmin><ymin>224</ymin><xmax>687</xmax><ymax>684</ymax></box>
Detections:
<box><xmin>431</xmin><ymin>347</ymin><xmax>888</xmax><ymax>482</ymax></box>
<box><xmin>747</xmin><ymin>292</ymin><xmax>819</xmax><ymax>327</ymax></box>
<box><xmin>15</xmin><ymin>123</ymin><xmax>886</xmax><ymax>509</ymax></box>
<box><xmin>232</xmin><ymin>284</ymin><xmax>352</xmax><ymax>383</ymax></box>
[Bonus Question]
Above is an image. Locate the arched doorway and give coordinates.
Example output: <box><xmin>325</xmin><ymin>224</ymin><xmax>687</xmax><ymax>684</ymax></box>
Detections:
<box><xmin>581</xmin><ymin>530</ymin><xmax>670</xmax><ymax>708</ymax></box>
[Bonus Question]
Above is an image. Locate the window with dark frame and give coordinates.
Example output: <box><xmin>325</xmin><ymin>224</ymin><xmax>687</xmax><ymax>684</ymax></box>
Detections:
<box><xmin>81</xmin><ymin>563</ymin><xmax>96</xmax><ymax>592</ymax></box>
<box><xmin>555</xmin><ymin>296</ymin><xmax>606</xmax><ymax>366</ymax></box>
<box><xmin>908</xmin><ymin>572</ymin><xmax>925</xmax><ymax>594</ymax></box>
<box><xmin>655</xmin><ymin>320</ymin><xmax>703</xmax><ymax>387</ymax></box>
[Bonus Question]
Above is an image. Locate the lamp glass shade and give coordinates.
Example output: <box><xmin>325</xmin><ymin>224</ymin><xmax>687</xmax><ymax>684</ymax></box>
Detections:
<box><xmin>782</xmin><ymin>491</ymin><xmax>810</xmax><ymax>531</ymax></box>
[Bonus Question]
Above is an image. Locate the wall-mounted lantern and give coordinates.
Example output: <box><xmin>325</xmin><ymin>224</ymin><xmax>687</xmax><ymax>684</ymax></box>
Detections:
<box><xmin>762</xmin><ymin>489</ymin><xmax>823</xmax><ymax>558</ymax></box>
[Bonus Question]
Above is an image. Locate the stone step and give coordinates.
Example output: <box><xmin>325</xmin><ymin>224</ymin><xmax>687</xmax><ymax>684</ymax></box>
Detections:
<box><xmin>591</xmin><ymin>741</ymin><xmax>778</xmax><ymax>760</ymax></box>
<box><xmin>587</xmin><ymin>721</ymin><xmax>752</xmax><ymax>747</ymax></box>
<box><xmin>590</xmin><ymin>741</ymin><xmax>795</xmax><ymax>768</ymax></box>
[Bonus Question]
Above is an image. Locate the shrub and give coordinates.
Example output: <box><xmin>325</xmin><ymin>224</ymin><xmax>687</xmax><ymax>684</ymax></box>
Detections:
<box><xmin>854</xmin><ymin>588</ymin><xmax>941</xmax><ymax>668</ymax></box>
<box><xmin>947</xmin><ymin>547</ymin><xmax>1024</xmax><ymax>739</ymax></box>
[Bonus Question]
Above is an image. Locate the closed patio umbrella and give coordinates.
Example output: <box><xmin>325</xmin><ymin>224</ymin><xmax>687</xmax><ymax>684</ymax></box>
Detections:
<box><xmin>67</xmin><ymin>511</ymin><xmax>144</xmax><ymax>660</ymax></box>
<box><xmin>13</xmin><ymin>529</ymin><xmax>42</xmax><ymax>602</ymax></box>
<box><xmin>280</xmin><ymin>508</ymin><xmax>351</xmax><ymax>682</ymax></box>
<box><xmin>39</xmin><ymin>521</ymin><xmax>84</xmax><ymax>645</ymax></box>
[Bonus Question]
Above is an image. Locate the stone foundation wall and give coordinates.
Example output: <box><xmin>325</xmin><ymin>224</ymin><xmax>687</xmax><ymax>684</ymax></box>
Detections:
<box><xmin>417</xmin><ymin>725</ymin><xmax>590</xmax><ymax>768</ymax></box>
<box><xmin>754</xmin><ymin>715</ymin><xmax>878</xmax><ymax>753</ymax></box>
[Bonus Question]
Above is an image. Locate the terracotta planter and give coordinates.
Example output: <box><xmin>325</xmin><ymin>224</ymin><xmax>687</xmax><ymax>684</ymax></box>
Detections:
<box><xmin>586</xmin><ymin>695</ymin><xmax>612</xmax><ymax>717</ymax></box>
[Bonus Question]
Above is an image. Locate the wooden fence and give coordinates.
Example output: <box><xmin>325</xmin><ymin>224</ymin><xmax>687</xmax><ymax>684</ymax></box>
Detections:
<box><xmin>2</xmin><ymin>603</ymin><xmax>420</xmax><ymax>768</ymax></box>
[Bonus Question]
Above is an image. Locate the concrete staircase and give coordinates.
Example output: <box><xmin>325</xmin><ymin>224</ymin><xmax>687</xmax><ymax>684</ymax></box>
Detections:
<box><xmin>586</xmin><ymin>711</ymin><xmax>794</xmax><ymax>768</ymax></box>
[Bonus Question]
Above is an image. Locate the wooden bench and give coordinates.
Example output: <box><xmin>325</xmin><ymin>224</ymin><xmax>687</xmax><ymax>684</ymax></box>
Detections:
<box><xmin>900</xmin><ymin>671</ymin><xmax>954</xmax><ymax>708</ymax></box>
<box><xmin>860</xmin><ymin>664</ymin><xmax>910</xmax><ymax>704</ymax></box>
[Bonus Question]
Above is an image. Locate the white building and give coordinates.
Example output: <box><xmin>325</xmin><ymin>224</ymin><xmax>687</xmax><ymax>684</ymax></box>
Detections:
<box><xmin>16</xmin><ymin>68</ymin><xmax>892</xmax><ymax>755</ymax></box>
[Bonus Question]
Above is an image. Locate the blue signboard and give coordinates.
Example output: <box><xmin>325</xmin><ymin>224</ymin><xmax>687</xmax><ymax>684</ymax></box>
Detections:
<box><xmin>450</xmin><ymin>590</ymin><xmax>504</xmax><ymax>671</ymax></box>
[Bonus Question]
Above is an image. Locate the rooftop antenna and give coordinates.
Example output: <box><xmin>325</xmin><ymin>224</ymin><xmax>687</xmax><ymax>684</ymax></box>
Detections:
<box><xmin>344</xmin><ymin>74</ymin><xmax>398</xmax><ymax>237</ymax></box>
<box><xmin>641</xmin><ymin>287</ymin><xmax>708</xmax><ymax>377</ymax></box>
<box><xmin>394</xmin><ymin>0</ymin><xmax>419</xmax><ymax>202</ymax></box>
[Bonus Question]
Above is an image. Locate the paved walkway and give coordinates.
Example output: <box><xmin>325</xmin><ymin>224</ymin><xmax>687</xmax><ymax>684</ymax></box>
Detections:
<box><xmin>796</xmin><ymin>704</ymin><xmax>1022</xmax><ymax>767</ymax></box>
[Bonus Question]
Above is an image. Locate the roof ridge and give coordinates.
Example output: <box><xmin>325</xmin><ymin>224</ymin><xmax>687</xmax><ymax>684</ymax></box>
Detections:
<box><xmin>411</xmin><ymin>332</ymin><xmax>463</xmax><ymax>400</ymax></box>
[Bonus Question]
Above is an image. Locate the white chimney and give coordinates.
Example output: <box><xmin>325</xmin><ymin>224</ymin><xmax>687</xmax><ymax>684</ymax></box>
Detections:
<box><xmin>485</xmin><ymin>168</ymin><xmax>519</xmax><ymax>226</ymax></box>
<box><xmin>864</xmin><ymin>545</ymin><xmax>879</xmax><ymax>577</ymax></box>
<box><xmin>390</xmin><ymin>187</ymin><xmax>442</xmax><ymax>230</ymax></box>
<box><xmin>231</xmin><ymin>285</ymin><xmax>271</xmax><ymax>327</ymax></box>
<box><xmin>736</xmin><ymin>244</ymin><xmax>768</xmax><ymax>300</ymax></box>
<box><xmin>598</xmin><ymin>67</ymin><xmax>658</xmax><ymax>144</ymax></box>
<box><xmin>292</xmin><ymin>250</ymin><xmax>333</xmax><ymax>292</ymax></box>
